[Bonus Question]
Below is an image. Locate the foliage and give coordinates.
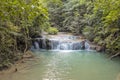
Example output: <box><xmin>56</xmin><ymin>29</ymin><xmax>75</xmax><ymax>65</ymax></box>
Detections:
<box><xmin>0</xmin><ymin>0</ymin><xmax>49</xmax><ymax>69</ymax></box>
<box><xmin>43</xmin><ymin>0</ymin><xmax>64</xmax><ymax>30</ymax></box>
<box><xmin>82</xmin><ymin>0</ymin><xmax>120</xmax><ymax>54</ymax></box>
<box><xmin>46</xmin><ymin>0</ymin><xmax>120</xmax><ymax>55</ymax></box>
<box><xmin>47</xmin><ymin>27</ymin><xmax>59</xmax><ymax>35</ymax></box>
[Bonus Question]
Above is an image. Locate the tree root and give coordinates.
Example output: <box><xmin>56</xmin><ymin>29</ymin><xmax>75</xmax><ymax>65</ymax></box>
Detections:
<box><xmin>110</xmin><ymin>53</ymin><xmax>120</xmax><ymax>59</ymax></box>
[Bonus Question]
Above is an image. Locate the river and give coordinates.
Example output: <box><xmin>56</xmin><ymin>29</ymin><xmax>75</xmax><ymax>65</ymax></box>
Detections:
<box><xmin>0</xmin><ymin>34</ymin><xmax>120</xmax><ymax>80</ymax></box>
<box><xmin>1</xmin><ymin>50</ymin><xmax>120</xmax><ymax>80</ymax></box>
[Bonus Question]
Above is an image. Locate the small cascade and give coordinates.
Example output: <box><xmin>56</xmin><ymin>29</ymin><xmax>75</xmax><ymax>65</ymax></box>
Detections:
<box><xmin>34</xmin><ymin>41</ymin><xmax>39</xmax><ymax>49</ymax></box>
<box><xmin>56</xmin><ymin>41</ymin><xmax>82</xmax><ymax>50</ymax></box>
<box><xmin>85</xmin><ymin>41</ymin><xmax>90</xmax><ymax>50</ymax></box>
<box><xmin>49</xmin><ymin>39</ymin><xmax>59</xmax><ymax>49</ymax></box>
<box><xmin>32</xmin><ymin>35</ymin><xmax>90</xmax><ymax>50</ymax></box>
<box><xmin>57</xmin><ymin>42</ymin><xmax>70</xmax><ymax>50</ymax></box>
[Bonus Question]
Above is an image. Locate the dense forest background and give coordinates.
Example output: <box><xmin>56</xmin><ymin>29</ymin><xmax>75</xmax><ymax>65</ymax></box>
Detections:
<box><xmin>45</xmin><ymin>0</ymin><xmax>120</xmax><ymax>57</ymax></box>
<box><xmin>0</xmin><ymin>0</ymin><xmax>120</xmax><ymax>69</ymax></box>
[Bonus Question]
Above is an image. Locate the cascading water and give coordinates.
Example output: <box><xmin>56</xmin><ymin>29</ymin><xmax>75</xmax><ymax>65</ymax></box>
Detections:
<box><xmin>85</xmin><ymin>41</ymin><xmax>90</xmax><ymax>50</ymax></box>
<box><xmin>56</xmin><ymin>41</ymin><xmax>82</xmax><ymax>50</ymax></box>
<box><xmin>34</xmin><ymin>41</ymin><xmax>40</xmax><ymax>49</ymax></box>
<box><xmin>32</xmin><ymin>35</ymin><xmax>90</xmax><ymax>50</ymax></box>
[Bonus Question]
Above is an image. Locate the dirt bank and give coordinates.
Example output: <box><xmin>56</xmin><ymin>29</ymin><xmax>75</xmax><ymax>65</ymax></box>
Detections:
<box><xmin>0</xmin><ymin>51</ymin><xmax>35</xmax><ymax>75</ymax></box>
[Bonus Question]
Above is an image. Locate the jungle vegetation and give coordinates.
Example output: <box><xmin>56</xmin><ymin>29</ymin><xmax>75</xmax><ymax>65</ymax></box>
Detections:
<box><xmin>0</xmin><ymin>0</ymin><xmax>49</xmax><ymax>69</ymax></box>
<box><xmin>45</xmin><ymin>0</ymin><xmax>120</xmax><ymax>56</ymax></box>
<box><xmin>0</xmin><ymin>0</ymin><xmax>120</xmax><ymax>69</ymax></box>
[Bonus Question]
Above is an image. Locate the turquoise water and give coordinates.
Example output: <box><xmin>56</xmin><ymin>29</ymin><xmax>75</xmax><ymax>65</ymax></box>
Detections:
<box><xmin>1</xmin><ymin>50</ymin><xmax>120</xmax><ymax>80</ymax></box>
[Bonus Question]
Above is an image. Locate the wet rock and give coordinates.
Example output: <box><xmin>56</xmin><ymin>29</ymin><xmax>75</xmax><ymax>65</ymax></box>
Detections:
<box><xmin>96</xmin><ymin>46</ymin><xmax>103</xmax><ymax>52</ymax></box>
<box><xmin>23</xmin><ymin>51</ymin><xmax>34</xmax><ymax>58</ymax></box>
<box><xmin>46</xmin><ymin>39</ymin><xmax>51</xmax><ymax>50</ymax></box>
<box><xmin>90</xmin><ymin>46</ymin><xmax>96</xmax><ymax>50</ymax></box>
<box><xmin>81</xmin><ymin>40</ymin><xmax>85</xmax><ymax>49</ymax></box>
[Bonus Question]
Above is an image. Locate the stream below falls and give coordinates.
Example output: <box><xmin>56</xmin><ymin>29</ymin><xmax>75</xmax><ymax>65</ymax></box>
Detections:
<box><xmin>1</xmin><ymin>50</ymin><xmax>120</xmax><ymax>80</ymax></box>
<box><xmin>0</xmin><ymin>34</ymin><xmax>120</xmax><ymax>80</ymax></box>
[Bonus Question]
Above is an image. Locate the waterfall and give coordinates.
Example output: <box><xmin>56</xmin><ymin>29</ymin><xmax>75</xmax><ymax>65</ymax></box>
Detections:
<box><xmin>32</xmin><ymin>35</ymin><xmax>90</xmax><ymax>50</ymax></box>
<box><xmin>56</xmin><ymin>41</ymin><xmax>82</xmax><ymax>50</ymax></box>
<box><xmin>85</xmin><ymin>41</ymin><xmax>90</xmax><ymax>50</ymax></box>
<box><xmin>34</xmin><ymin>41</ymin><xmax>39</xmax><ymax>49</ymax></box>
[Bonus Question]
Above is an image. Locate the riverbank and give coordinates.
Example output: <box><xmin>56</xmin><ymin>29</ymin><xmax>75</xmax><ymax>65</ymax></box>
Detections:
<box><xmin>0</xmin><ymin>51</ymin><xmax>35</xmax><ymax>75</ymax></box>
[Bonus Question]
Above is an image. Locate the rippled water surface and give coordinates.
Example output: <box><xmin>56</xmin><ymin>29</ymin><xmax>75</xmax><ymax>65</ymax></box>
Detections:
<box><xmin>1</xmin><ymin>50</ymin><xmax>120</xmax><ymax>80</ymax></box>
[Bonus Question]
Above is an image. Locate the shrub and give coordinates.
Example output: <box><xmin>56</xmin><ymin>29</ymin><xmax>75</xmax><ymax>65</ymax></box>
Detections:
<box><xmin>47</xmin><ymin>27</ymin><xmax>58</xmax><ymax>35</ymax></box>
